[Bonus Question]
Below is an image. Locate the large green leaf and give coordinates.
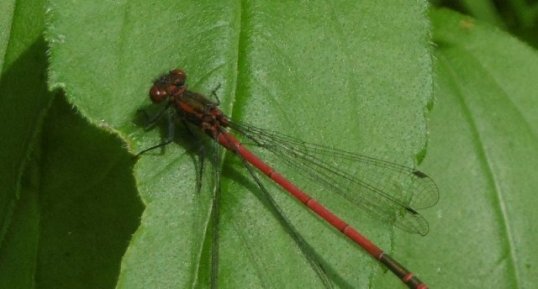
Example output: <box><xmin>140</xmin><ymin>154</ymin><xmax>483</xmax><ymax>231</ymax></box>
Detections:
<box><xmin>4</xmin><ymin>2</ymin><xmax>538</xmax><ymax>289</ymax></box>
<box><xmin>44</xmin><ymin>1</ymin><xmax>433</xmax><ymax>289</ymax></box>
<box><xmin>0</xmin><ymin>1</ymin><xmax>143</xmax><ymax>289</ymax></box>
<box><xmin>417</xmin><ymin>8</ymin><xmax>538</xmax><ymax>289</ymax></box>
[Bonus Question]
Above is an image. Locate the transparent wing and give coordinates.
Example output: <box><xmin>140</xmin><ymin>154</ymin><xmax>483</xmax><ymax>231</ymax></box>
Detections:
<box><xmin>228</xmin><ymin>121</ymin><xmax>439</xmax><ymax>236</ymax></box>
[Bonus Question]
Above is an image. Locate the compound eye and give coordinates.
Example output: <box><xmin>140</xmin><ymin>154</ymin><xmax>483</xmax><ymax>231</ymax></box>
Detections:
<box><xmin>149</xmin><ymin>86</ymin><xmax>168</xmax><ymax>103</ymax></box>
<box><xmin>170</xmin><ymin>69</ymin><xmax>186</xmax><ymax>86</ymax></box>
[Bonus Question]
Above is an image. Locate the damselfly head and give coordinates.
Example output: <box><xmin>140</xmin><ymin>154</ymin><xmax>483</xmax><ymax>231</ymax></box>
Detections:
<box><xmin>149</xmin><ymin>69</ymin><xmax>187</xmax><ymax>103</ymax></box>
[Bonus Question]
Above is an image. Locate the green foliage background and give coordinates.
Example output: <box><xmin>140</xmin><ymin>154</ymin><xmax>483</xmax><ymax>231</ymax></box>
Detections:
<box><xmin>1</xmin><ymin>1</ymin><xmax>537</xmax><ymax>289</ymax></box>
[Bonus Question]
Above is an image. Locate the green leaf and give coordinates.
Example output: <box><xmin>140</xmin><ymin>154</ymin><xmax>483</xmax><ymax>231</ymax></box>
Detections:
<box><xmin>0</xmin><ymin>0</ymin><xmax>51</xmax><ymax>246</ymax></box>
<box><xmin>458</xmin><ymin>0</ymin><xmax>505</xmax><ymax>27</ymax></box>
<box><xmin>6</xmin><ymin>2</ymin><xmax>537</xmax><ymax>288</ymax></box>
<box><xmin>0</xmin><ymin>2</ymin><xmax>143</xmax><ymax>288</ymax></box>
<box><xmin>0</xmin><ymin>95</ymin><xmax>144</xmax><ymax>289</ymax></box>
<box><xmin>45</xmin><ymin>1</ymin><xmax>433</xmax><ymax>289</ymax></box>
<box><xmin>417</xmin><ymin>8</ymin><xmax>538</xmax><ymax>289</ymax></box>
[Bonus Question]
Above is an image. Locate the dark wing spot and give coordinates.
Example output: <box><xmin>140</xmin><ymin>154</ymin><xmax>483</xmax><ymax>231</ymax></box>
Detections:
<box><xmin>412</xmin><ymin>170</ymin><xmax>428</xmax><ymax>178</ymax></box>
<box><xmin>405</xmin><ymin>207</ymin><xmax>419</xmax><ymax>214</ymax></box>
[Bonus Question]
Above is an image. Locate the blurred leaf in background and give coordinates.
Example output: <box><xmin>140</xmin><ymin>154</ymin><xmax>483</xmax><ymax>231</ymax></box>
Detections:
<box><xmin>419</xmin><ymin>8</ymin><xmax>538</xmax><ymax>289</ymax></box>
<box><xmin>431</xmin><ymin>0</ymin><xmax>538</xmax><ymax>47</ymax></box>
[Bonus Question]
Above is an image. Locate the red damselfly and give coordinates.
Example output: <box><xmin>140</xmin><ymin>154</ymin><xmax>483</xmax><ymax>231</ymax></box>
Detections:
<box><xmin>138</xmin><ymin>69</ymin><xmax>438</xmax><ymax>289</ymax></box>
